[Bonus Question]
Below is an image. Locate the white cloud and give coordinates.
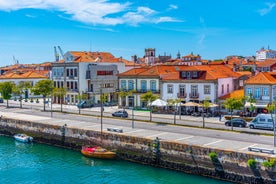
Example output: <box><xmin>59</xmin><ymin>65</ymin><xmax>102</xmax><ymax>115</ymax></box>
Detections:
<box><xmin>258</xmin><ymin>2</ymin><xmax>276</xmax><ymax>16</ymax></box>
<box><xmin>0</xmin><ymin>0</ymin><xmax>180</xmax><ymax>26</ymax></box>
<box><xmin>155</xmin><ymin>17</ymin><xmax>182</xmax><ymax>24</ymax></box>
<box><xmin>168</xmin><ymin>4</ymin><xmax>178</xmax><ymax>11</ymax></box>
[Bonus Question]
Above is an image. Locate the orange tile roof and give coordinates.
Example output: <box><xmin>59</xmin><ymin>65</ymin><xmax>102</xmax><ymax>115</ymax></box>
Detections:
<box><xmin>256</xmin><ymin>59</ymin><xmax>276</xmax><ymax>67</ymax></box>
<box><xmin>0</xmin><ymin>70</ymin><xmax>48</xmax><ymax>79</ymax></box>
<box><xmin>219</xmin><ymin>89</ymin><xmax>244</xmax><ymax>99</ymax></box>
<box><xmin>118</xmin><ymin>65</ymin><xmax>241</xmax><ymax>80</ymax></box>
<box><xmin>245</xmin><ymin>72</ymin><xmax>276</xmax><ymax>85</ymax></box>
<box><xmin>68</xmin><ymin>51</ymin><xmax>131</xmax><ymax>64</ymax></box>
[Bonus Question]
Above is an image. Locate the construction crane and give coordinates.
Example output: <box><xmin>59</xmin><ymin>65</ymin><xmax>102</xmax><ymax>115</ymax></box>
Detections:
<box><xmin>54</xmin><ymin>46</ymin><xmax>59</xmax><ymax>61</ymax></box>
<box><xmin>58</xmin><ymin>46</ymin><xmax>65</xmax><ymax>60</ymax></box>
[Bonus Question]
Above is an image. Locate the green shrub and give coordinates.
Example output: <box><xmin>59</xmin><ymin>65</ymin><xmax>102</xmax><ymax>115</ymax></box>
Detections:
<box><xmin>209</xmin><ymin>152</ymin><xmax>218</xmax><ymax>161</ymax></box>
<box><xmin>263</xmin><ymin>159</ymin><xmax>276</xmax><ymax>168</ymax></box>
<box><xmin>248</xmin><ymin>159</ymin><xmax>257</xmax><ymax>168</ymax></box>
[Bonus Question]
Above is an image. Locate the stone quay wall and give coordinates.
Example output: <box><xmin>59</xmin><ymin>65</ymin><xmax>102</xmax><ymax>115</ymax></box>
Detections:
<box><xmin>0</xmin><ymin>116</ymin><xmax>275</xmax><ymax>184</ymax></box>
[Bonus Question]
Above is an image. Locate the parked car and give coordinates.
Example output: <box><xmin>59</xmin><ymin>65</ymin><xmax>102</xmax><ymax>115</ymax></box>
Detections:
<box><xmin>248</xmin><ymin>114</ymin><xmax>273</xmax><ymax>130</ymax></box>
<box><xmin>76</xmin><ymin>100</ymin><xmax>94</xmax><ymax>108</ymax></box>
<box><xmin>225</xmin><ymin>118</ymin><xmax>247</xmax><ymax>127</ymax></box>
<box><xmin>0</xmin><ymin>98</ymin><xmax>3</xmax><ymax>103</ymax></box>
<box><xmin>112</xmin><ymin>110</ymin><xmax>128</xmax><ymax>118</ymax></box>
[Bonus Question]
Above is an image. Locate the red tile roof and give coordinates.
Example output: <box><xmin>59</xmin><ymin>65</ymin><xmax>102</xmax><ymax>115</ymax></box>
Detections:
<box><xmin>245</xmin><ymin>72</ymin><xmax>276</xmax><ymax>85</ymax></box>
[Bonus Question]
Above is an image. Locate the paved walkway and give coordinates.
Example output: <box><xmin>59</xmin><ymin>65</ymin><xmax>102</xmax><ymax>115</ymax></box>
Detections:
<box><xmin>1</xmin><ymin>105</ymin><xmax>276</xmax><ymax>157</ymax></box>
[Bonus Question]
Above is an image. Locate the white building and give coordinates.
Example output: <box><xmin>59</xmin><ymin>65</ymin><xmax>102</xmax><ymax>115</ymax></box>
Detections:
<box><xmin>52</xmin><ymin>51</ymin><xmax>126</xmax><ymax>105</ymax></box>
<box><xmin>256</xmin><ymin>47</ymin><xmax>276</xmax><ymax>61</ymax></box>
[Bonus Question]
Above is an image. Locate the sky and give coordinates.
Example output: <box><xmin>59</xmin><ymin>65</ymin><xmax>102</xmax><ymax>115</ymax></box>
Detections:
<box><xmin>0</xmin><ymin>0</ymin><xmax>276</xmax><ymax>66</ymax></box>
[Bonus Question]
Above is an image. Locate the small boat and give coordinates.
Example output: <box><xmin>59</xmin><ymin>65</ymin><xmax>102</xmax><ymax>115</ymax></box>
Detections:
<box><xmin>14</xmin><ymin>134</ymin><xmax>33</xmax><ymax>143</ymax></box>
<box><xmin>81</xmin><ymin>146</ymin><xmax>116</xmax><ymax>159</ymax></box>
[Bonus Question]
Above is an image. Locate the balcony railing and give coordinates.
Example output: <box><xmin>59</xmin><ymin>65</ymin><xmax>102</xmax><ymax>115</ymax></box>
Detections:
<box><xmin>177</xmin><ymin>92</ymin><xmax>187</xmax><ymax>98</ymax></box>
<box><xmin>189</xmin><ymin>93</ymin><xmax>199</xmax><ymax>98</ymax></box>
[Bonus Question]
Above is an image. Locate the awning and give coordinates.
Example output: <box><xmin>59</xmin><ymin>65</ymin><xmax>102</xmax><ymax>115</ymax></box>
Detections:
<box><xmin>244</xmin><ymin>102</ymin><xmax>267</xmax><ymax>108</ymax></box>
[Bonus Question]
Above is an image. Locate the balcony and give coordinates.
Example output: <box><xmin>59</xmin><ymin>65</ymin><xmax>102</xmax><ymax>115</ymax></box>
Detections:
<box><xmin>177</xmin><ymin>92</ymin><xmax>187</xmax><ymax>98</ymax></box>
<box><xmin>136</xmin><ymin>89</ymin><xmax>160</xmax><ymax>94</ymax></box>
<box><xmin>189</xmin><ymin>93</ymin><xmax>199</xmax><ymax>98</ymax></box>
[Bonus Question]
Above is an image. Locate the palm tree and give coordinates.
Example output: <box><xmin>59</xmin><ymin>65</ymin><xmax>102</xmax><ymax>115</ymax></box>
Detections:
<box><xmin>201</xmin><ymin>100</ymin><xmax>211</xmax><ymax>128</ymax></box>
<box><xmin>117</xmin><ymin>90</ymin><xmax>132</xmax><ymax>109</ymax></box>
<box><xmin>140</xmin><ymin>91</ymin><xmax>158</xmax><ymax>121</ymax></box>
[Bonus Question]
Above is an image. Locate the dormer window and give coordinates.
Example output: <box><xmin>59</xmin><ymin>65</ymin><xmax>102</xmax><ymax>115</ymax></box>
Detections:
<box><xmin>181</xmin><ymin>71</ymin><xmax>186</xmax><ymax>78</ymax></box>
<box><xmin>193</xmin><ymin>71</ymin><xmax>197</xmax><ymax>77</ymax></box>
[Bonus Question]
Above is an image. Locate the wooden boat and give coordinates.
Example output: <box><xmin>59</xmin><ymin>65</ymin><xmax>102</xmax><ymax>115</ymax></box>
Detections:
<box><xmin>81</xmin><ymin>146</ymin><xmax>116</xmax><ymax>159</ymax></box>
<box><xmin>14</xmin><ymin>134</ymin><xmax>33</xmax><ymax>143</ymax></box>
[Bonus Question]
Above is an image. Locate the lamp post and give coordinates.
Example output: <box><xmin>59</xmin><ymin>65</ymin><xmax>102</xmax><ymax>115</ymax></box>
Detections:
<box><xmin>50</xmin><ymin>71</ymin><xmax>53</xmax><ymax>118</ymax></box>
<box><xmin>274</xmin><ymin>101</ymin><xmax>276</xmax><ymax>147</ymax></box>
<box><xmin>100</xmin><ymin>88</ymin><xmax>103</xmax><ymax>138</ymax></box>
<box><xmin>130</xmin><ymin>96</ymin><xmax>134</xmax><ymax>128</ymax></box>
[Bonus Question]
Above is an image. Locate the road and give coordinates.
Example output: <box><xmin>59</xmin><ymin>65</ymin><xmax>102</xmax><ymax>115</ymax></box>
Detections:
<box><xmin>0</xmin><ymin>100</ymin><xmax>275</xmax><ymax>154</ymax></box>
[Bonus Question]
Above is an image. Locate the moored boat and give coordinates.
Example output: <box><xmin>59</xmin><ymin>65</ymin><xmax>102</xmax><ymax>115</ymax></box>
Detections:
<box><xmin>14</xmin><ymin>134</ymin><xmax>33</xmax><ymax>143</ymax></box>
<box><xmin>81</xmin><ymin>146</ymin><xmax>116</xmax><ymax>159</ymax></box>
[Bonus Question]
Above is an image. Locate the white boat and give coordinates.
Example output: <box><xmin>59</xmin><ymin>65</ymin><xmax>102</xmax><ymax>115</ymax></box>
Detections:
<box><xmin>14</xmin><ymin>134</ymin><xmax>33</xmax><ymax>143</ymax></box>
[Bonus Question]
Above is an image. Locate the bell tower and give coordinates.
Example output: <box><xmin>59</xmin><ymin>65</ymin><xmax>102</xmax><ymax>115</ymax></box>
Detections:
<box><xmin>145</xmin><ymin>48</ymin><xmax>156</xmax><ymax>65</ymax></box>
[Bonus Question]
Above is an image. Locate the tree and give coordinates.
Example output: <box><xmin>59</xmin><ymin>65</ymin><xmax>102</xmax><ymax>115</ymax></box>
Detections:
<box><xmin>167</xmin><ymin>98</ymin><xmax>182</xmax><ymax>124</ymax></box>
<box><xmin>76</xmin><ymin>92</ymin><xmax>87</xmax><ymax>114</ymax></box>
<box><xmin>117</xmin><ymin>90</ymin><xmax>132</xmax><ymax>109</ymax></box>
<box><xmin>13</xmin><ymin>81</ymin><xmax>32</xmax><ymax>108</ymax></box>
<box><xmin>266</xmin><ymin>102</ymin><xmax>276</xmax><ymax>131</ymax></box>
<box><xmin>246</xmin><ymin>93</ymin><xmax>256</xmax><ymax>117</ymax></box>
<box><xmin>31</xmin><ymin>79</ymin><xmax>52</xmax><ymax>111</ymax></box>
<box><xmin>140</xmin><ymin>91</ymin><xmax>158</xmax><ymax>122</ymax></box>
<box><xmin>53</xmin><ymin>87</ymin><xmax>67</xmax><ymax>112</ymax></box>
<box><xmin>201</xmin><ymin>100</ymin><xmax>211</xmax><ymax>128</ymax></box>
<box><xmin>0</xmin><ymin>82</ymin><xmax>15</xmax><ymax>108</ymax></box>
<box><xmin>224</xmin><ymin>97</ymin><xmax>243</xmax><ymax>130</ymax></box>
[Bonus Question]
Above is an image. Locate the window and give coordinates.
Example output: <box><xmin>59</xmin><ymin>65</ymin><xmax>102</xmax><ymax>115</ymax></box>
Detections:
<box><xmin>204</xmin><ymin>85</ymin><xmax>210</xmax><ymax>94</ymax></box>
<box><xmin>75</xmin><ymin>82</ymin><xmax>78</xmax><ymax>90</ymax></box>
<box><xmin>246</xmin><ymin>88</ymin><xmax>252</xmax><ymax>96</ymax></box>
<box><xmin>254</xmin><ymin>88</ymin><xmax>260</xmax><ymax>98</ymax></box>
<box><xmin>167</xmin><ymin>84</ymin><xmax>173</xmax><ymax>94</ymax></box>
<box><xmin>141</xmin><ymin>80</ymin><xmax>147</xmax><ymax>92</ymax></box>
<box><xmin>97</xmin><ymin>71</ymin><xmax>113</xmax><ymax>75</ymax></box>
<box><xmin>128</xmin><ymin>80</ymin><xmax>134</xmax><ymax>91</ymax></box>
<box><xmin>221</xmin><ymin>84</ymin><xmax>224</xmax><ymax>94</ymax></box>
<box><xmin>263</xmin><ymin>87</ymin><xmax>269</xmax><ymax>96</ymax></box>
<box><xmin>193</xmin><ymin>71</ymin><xmax>197</xmax><ymax>77</ymax></box>
<box><xmin>227</xmin><ymin>84</ymin><xmax>229</xmax><ymax>93</ymax></box>
<box><xmin>191</xmin><ymin>85</ymin><xmax>198</xmax><ymax>96</ymax></box>
<box><xmin>179</xmin><ymin>84</ymin><xmax>185</xmax><ymax>96</ymax></box>
<box><xmin>74</xmin><ymin>68</ymin><xmax>78</xmax><ymax>77</ymax></box>
<box><xmin>150</xmin><ymin>80</ymin><xmax>156</xmax><ymax>92</ymax></box>
<box><xmin>121</xmin><ymin>80</ymin><xmax>126</xmax><ymax>90</ymax></box>
<box><xmin>187</xmin><ymin>72</ymin><xmax>191</xmax><ymax>78</ymax></box>
<box><xmin>181</xmin><ymin>71</ymin><xmax>186</xmax><ymax>78</ymax></box>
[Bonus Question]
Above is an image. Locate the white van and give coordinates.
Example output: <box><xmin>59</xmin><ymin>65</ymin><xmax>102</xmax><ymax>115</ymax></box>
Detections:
<box><xmin>248</xmin><ymin>114</ymin><xmax>274</xmax><ymax>130</ymax></box>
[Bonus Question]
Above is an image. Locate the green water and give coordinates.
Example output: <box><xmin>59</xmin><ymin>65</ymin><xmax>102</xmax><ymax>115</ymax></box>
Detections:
<box><xmin>0</xmin><ymin>136</ymin><xmax>231</xmax><ymax>184</ymax></box>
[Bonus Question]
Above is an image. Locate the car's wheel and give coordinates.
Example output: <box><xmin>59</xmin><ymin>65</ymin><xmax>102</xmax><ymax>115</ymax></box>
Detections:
<box><xmin>249</xmin><ymin>125</ymin><xmax>254</xmax><ymax>129</ymax></box>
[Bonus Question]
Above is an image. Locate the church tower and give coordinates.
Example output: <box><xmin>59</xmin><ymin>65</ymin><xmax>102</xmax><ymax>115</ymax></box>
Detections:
<box><xmin>145</xmin><ymin>48</ymin><xmax>156</xmax><ymax>65</ymax></box>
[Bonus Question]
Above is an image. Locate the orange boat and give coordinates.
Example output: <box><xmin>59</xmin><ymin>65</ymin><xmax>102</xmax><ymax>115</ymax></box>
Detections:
<box><xmin>81</xmin><ymin>146</ymin><xmax>116</xmax><ymax>159</ymax></box>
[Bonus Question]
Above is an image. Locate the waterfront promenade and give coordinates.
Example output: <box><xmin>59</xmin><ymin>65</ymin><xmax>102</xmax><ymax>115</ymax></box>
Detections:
<box><xmin>1</xmin><ymin>102</ymin><xmax>276</xmax><ymax>157</ymax></box>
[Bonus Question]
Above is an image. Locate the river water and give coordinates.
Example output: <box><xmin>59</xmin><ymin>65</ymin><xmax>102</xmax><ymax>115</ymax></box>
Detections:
<box><xmin>0</xmin><ymin>136</ymin><xmax>232</xmax><ymax>184</ymax></box>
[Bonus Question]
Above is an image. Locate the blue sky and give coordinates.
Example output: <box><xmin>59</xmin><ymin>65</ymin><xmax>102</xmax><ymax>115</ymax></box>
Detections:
<box><xmin>0</xmin><ymin>0</ymin><xmax>276</xmax><ymax>66</ymax></box>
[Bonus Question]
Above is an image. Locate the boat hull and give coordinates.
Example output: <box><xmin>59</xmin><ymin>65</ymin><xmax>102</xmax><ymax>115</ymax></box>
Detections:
<box><xmin>81</xmin><ymin>146</ymin><xmax>116</xmax><ymax>159</ymax></box>
<box><xmin>14</xmin><ymin>134</ymin><xmax>33</xmax><ymax>143</ymax></box>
